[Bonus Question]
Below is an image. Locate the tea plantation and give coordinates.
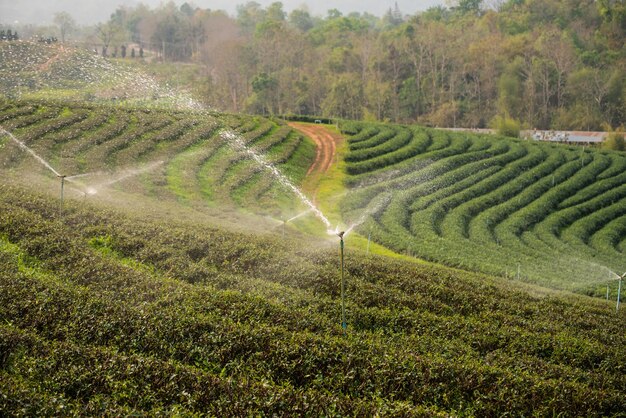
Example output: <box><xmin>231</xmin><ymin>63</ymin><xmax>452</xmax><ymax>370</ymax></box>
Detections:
<box><xmin>0</xmin><ymin>98</ymin><xmax>315</xmax><ymax>221</ymax></box>
<box><xmin>340</xmin><ymin>121</ymin><xmax>626</xmax><ymax>295</ymax></box>
<box><xmin>0</xmin><ymin>96</ymin><xmax>625</xmax><ymax>415</ymax></box>
<box><xmin>0</xmin><ymin>185</ymin><xmax>625</xmax><ymax>416</ymax></box>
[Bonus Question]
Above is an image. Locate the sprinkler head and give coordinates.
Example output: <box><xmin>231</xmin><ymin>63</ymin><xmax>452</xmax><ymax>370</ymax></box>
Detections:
<box><xmin>337</xmin><ymin>231</ymin><xmax>345</xmax><ymax>238</ymax></box>
<box><xmin>57</xmin><ymin>174</ymin><xmax>66</xmax><ymax>178</ymax></box>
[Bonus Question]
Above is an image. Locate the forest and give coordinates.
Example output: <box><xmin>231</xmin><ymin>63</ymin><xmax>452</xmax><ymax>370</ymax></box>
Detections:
<box><xmin>7</xmin><ymin>0</ymin><xmax>626</xmax><ymax>131</ymax></box>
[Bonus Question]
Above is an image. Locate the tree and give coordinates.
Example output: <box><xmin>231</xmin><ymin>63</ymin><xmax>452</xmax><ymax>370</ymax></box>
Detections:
<box><xmin>289</xmin><ymin>9</ymin><xmax>314</xmax><ymax>32</ymax></box>
<box><xmin>322</xmin><ymin>73</ymin><xmax>364</xmax><ymax>120</ymax></box>
<box><xmin>564</xmin><ymin>67</ymin><xmax>612</xmax><ymax>130</ymax></box>
<box><xmin>450</xmin><ymin>0</ymin><xmax>483</xmax><ymax>15</ymax></box>
<box><xmin>248</xmin><ymin>72</ymin><xmax>278</xmax><ymax>114</ymax></box>
<box><xmin>266</xmin><ymin>2</ymin><xmax>286</xmax><ymax>22</ymax></box>
<box><xmin>54</xmin><ymin>12</ymin><xmax>76</xmax><ymax>43</ymax></box>
<box><xmin>237</xmin><ymin>2</ymin><xmax>266</xmax><ymax>34</ymax></box>
<box><xmin>95</xmin><ymin>21</ymin><xmax>124</xmax><ymax>53</ymax></box>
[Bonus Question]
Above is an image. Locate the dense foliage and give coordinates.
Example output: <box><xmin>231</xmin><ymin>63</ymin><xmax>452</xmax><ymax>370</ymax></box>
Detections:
<box><xmin>340</xmin><ymin>121</ymin><xmax>626</xmax><ymax>295</ymax></box>
<box><xmin>9</xmin><ymin>0</ymin><xmax>622</xmax><ymax>130</ymax></box>
<box><xmin>0</xmin><ymin>184</ymin><xmax>625</xmax><ymax>415</ymax></box>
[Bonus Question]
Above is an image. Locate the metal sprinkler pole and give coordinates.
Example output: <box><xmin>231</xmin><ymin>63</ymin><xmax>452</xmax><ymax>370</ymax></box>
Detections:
<box><xmin>338</xmin><ymin>231</ymin><xmax>346</xmax><ymax>334</ymax></box>
<box><xmin>58</xmin><ymin>175</ymin><xmax>66</xmax><ymax>216</ymax></box>
<box><xmin>366</xmin><ymin>230</ymin><xmax>371</xmax><ymax>256</ymax></box>
<box><xmin>617</xmin><ymin>273</ymin><xmax>624</xmax><ymax>313</ymax></box>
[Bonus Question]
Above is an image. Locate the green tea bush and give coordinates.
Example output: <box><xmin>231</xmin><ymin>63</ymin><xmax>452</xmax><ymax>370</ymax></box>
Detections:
<box><xmin>340</xmin><ymin>122</ymin><xmax>626</xmax><ymax>292</ymax></box>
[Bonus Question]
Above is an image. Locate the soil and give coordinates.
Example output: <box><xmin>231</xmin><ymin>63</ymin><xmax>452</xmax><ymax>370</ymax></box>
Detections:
<box><xmin>287</xmin><ymin>122</ymin><xmax>341</xmax><ymax>176</ymax></box>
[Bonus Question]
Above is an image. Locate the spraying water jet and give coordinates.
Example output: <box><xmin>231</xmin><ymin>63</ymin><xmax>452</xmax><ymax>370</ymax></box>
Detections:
<box><xmin>220</xmin><ymin>129</ymin><xmax>332</xmax><ymax>230</ymax></box>
<box><xmin>1</xmin><ymin>128</ymin><xmax>61</xmax><ymax>176</ymax></box>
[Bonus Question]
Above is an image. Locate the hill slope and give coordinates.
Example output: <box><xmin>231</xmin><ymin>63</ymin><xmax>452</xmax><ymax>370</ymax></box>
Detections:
<box><xmin>1</xmin><ymin>184</ymin><xmax>625</xmax><ymax>415</ymax></box>
<box><xmin>0</xmin><ymin>98</ymin><xmax>316</xmax><ymax>227</ymax></box>
<box><xmin>339</xmin><ymin>121</ymin><xmax>626</xmax><ymax>295</ymax></box>
<box><xmin>0</xmin><ymin>89</ymin><xmax>625</xmax><ymax>412</ymax></box>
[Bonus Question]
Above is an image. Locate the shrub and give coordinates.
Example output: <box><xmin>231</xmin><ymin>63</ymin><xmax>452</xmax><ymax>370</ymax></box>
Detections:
<box><xmin>490</xmin><ymin>114</ymin><xmax>520</xmax><ymax>138</ymax></box>
<box><xmin>602</xmin><ymin>131</ymin><xmax>625</xmax><ymax>151</ymax></box>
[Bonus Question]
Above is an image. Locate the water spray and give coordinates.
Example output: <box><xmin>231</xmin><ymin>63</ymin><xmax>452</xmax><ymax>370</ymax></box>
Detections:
<box><xmin>1</xmin><ymin>128</ymin><xmax>61</xmax><ymax>176</ymax></box>
<box><xmin>338</xmin><ymin>230</ymin><xmax>347</xmax><ymax>334</ymax></box>
<box><xmin>286</xmin><ymin>209</ymin><xmax>313</xmax><ymax>223</ymax></box>
<box><xmin>220</xmin><ymin>129</ymin><xmax>332</xmax><ymax>230</ymax></box>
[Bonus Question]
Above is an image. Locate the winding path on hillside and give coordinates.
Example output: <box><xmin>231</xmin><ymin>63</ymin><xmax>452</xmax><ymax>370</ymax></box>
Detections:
<box><xmin>287</xmin><ymin>122</ymin><xmax>340</xmax><ymax>176</ymax></box>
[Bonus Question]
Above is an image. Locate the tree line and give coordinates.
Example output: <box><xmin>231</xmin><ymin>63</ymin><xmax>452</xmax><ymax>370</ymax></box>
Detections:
<box><xmin>57</xmin><ymin>0</ymin><xmax>626</xmax><ymax>130</ymax></box>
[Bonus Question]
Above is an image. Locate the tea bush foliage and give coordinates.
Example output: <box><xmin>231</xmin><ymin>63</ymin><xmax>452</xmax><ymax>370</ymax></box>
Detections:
<box><xmin>1</xmin><ymin>99</ymin><xmax>625</xmax><ymax>415</ymax></box>
<box><xmin>340</xmin><ymin>121</ymin><xmax>626</xmax><ymax>295</ymax></box>
<box><xmin>0</xmin><ymin>185</ymin><xmax>624</xmax><ymax>415</ymax></box>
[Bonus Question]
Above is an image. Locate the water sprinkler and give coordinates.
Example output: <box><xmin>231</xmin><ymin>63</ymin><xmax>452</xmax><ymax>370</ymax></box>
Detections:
<box><xmin>58</xmin><ymin>174</ymin><xmax>67</xmax><ymax>216</ymax></box>
<box><xmin>338</xmin><ymin>231</ymin><xmax>346</xmax><ymax>334</ymax></box>
<box><xmin>617</xmin><ymin>272</ymin><xmax>625</xmax><ymax>313</ymax></box>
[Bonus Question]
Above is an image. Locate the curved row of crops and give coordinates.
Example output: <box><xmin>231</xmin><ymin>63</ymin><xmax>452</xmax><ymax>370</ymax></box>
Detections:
<box><xmin>0</xmin><ymin>98</ymin><xmax>315</xmax><ymax>219</ymax></box>
<box><xmin>340</xmin><ymin>122</ymin><xmax>626</xmax><ymax>294</ymax></box>
<box><xmin>0</xmin><ymin>185</ymin><xmax>624</xmax><ymax>415</ymax></box>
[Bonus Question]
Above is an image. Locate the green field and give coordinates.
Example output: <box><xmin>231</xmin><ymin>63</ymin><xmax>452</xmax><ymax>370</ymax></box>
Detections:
<box><xmin>1</xmin><ymin>42</ymin><xmax>625</xmax><ymax>416</ymax></box>
<box><xmin>1</xmin><ymin>183</ymin><xmax>625</xmax><ymax>416</ymax></box>
<box><xmin>339</xmin><ymin>121</ymin><xmax>626</xmax><ymax>295</ymax></box>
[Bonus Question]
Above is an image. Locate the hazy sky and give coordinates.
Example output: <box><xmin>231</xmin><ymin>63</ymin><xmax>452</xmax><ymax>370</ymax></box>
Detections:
<box><xmin>1</xmin><ymin>0</ymin><xmax>445</xmax><ymax>26</ymax></box>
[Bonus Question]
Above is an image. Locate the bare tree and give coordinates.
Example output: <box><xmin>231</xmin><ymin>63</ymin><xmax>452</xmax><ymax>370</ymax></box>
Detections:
<box><xmin>95</xmin><ymin>21</ymin><xmax>125</xmax><ymax>55</ymax></box>
<box><xmin>54</xmin><ymin>12</ymin><xmax>76</xmax><ymax>43</ymax></box>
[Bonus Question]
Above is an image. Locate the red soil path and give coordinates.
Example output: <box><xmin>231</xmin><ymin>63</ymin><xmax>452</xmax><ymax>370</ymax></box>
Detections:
<box><xmin>287</xmin><ymin>122</ymin><xmax>341</xmax><ymax>176</ymax></box>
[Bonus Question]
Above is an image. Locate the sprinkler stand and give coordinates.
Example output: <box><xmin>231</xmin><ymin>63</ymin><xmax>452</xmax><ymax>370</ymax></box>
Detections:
<box><xmin>617</xmin><ymin>273</ymin><xmax>624</xmax><ymax>313</ymax></box>
<box><xmin>338</xmin><ymin>231</ymin><xmax>346</xmax><ymax>334</ymax></box>
<box><xmin>58</xmin><ymin>175</ymin><xmax>66</xmax><ymax>216</ymax></box>
<box><xmin>366</xmin><ymin>230</ymin><xmax>371</xmax><ymax>256</ymax></box>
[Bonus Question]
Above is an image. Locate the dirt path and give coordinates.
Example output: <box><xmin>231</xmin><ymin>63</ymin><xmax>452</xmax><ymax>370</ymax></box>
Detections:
<box><xmin>38</xmin><ymin>45</ymin><xmax>66</xmax><ymax>72</ymax></box>
<box><xmin>288</xmin><ymin>122</ymin><xmax>340</xmax><ymax>176</ymax></box>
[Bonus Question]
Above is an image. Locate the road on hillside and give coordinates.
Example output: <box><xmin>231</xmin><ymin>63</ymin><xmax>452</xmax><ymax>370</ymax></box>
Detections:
<box><xmin>287</xmin><ymin>122</ymin><xmax>340</xmax><ymax>176</ymax></box>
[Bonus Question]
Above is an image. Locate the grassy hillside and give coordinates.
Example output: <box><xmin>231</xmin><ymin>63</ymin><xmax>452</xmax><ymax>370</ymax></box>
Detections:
<box><xmin>339</xmin><ymin>121</ymin><xmax>626</xmax><ymax>295</ymax></box>
<box><xmin>1</xmin><ymin>184</ymin><xmax>625</xmax><ymax>416</ymax></box>
<box><xmin>0</xmin><ymin>41</ymin><xmax>203</xmax><ymax>109</ymax></box>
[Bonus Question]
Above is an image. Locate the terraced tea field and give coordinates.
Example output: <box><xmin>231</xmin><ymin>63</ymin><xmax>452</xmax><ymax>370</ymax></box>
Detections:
<box><xmin>1</xmin><ymin>183</ymin><xmax>625</xmax><ymax>416</ymax></box>
<box><xmin>340</xmin><ymin>122</ymin><xmax>626</xmax><ymax>295</ymax></box>
<box><xmin>0</xmin><ymin>99</ymin><xmax>624</xmax><ymax>416</ymax></box>
<box><xmin>0</xmin><ymin>99</ymin><xmax>315</xmax><ymax>225</ymax></box>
